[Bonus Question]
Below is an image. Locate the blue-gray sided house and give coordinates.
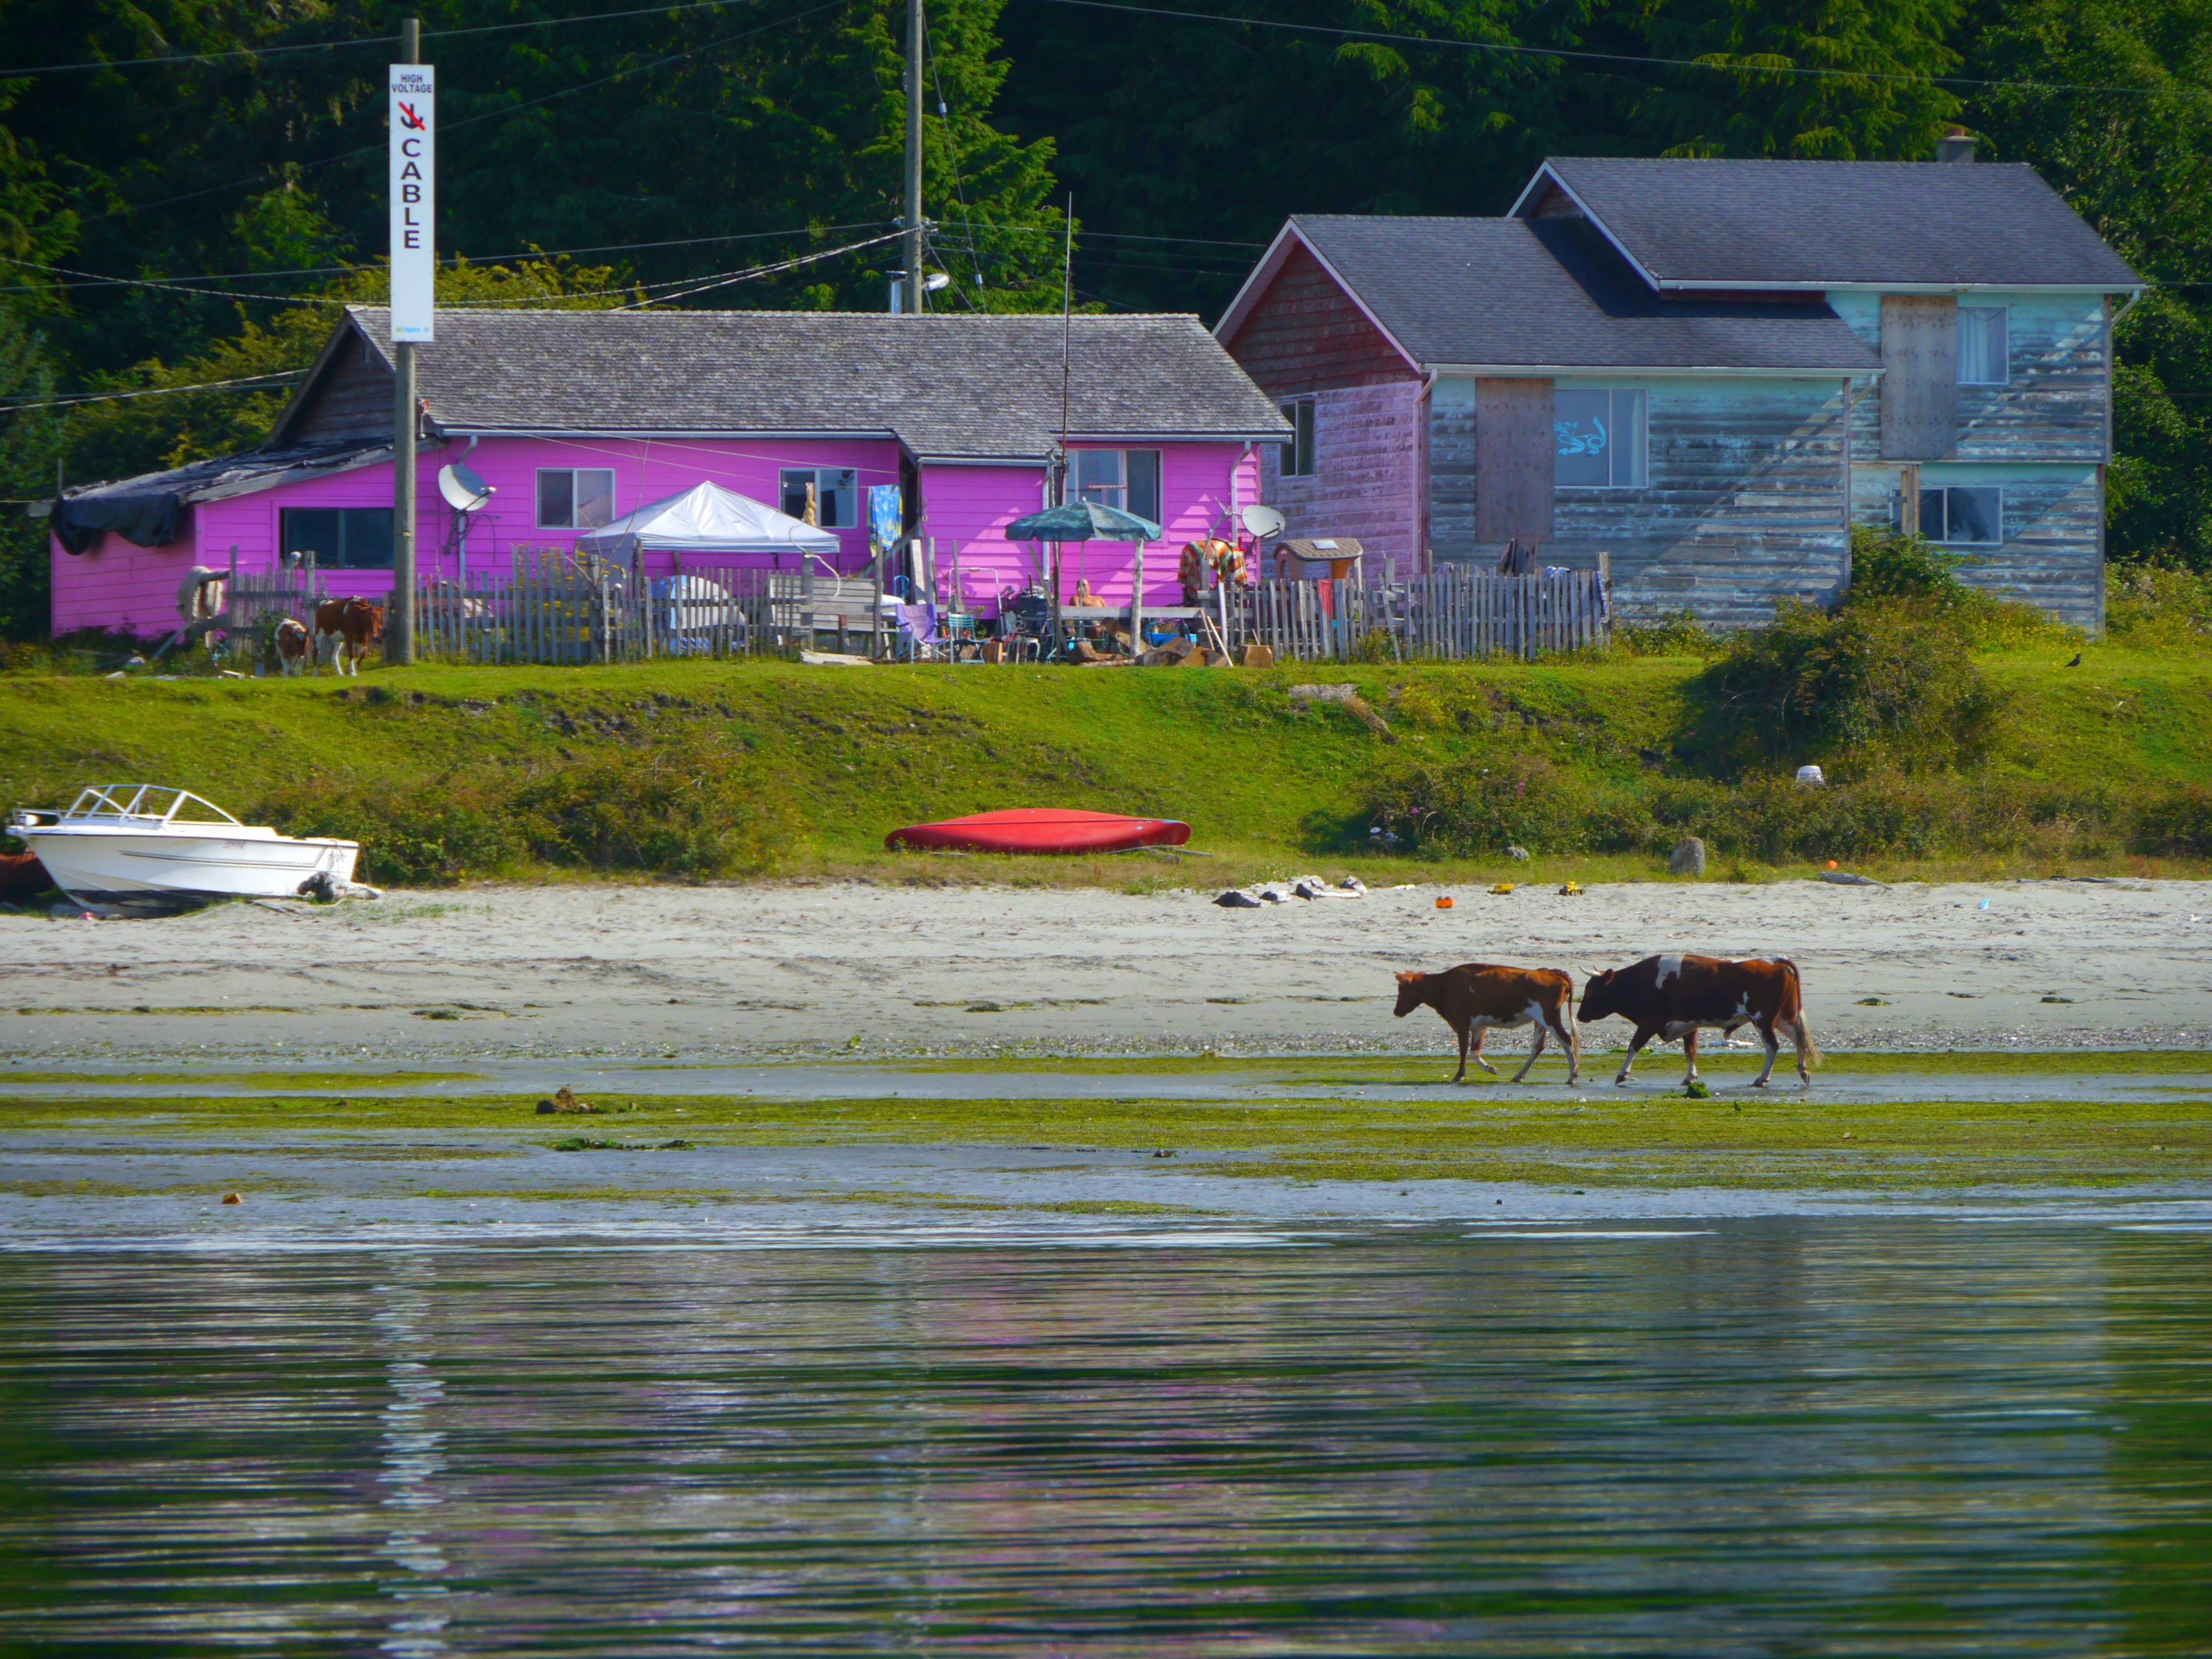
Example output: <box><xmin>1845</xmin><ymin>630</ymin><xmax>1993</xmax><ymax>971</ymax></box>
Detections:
<box><xmin>1215</xmin><ymin>144</ymin><xmax>2144</xmax><ymax>630</ymax></box>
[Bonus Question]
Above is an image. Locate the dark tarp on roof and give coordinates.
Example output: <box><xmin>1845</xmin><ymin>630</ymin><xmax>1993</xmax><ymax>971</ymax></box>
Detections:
<box><xmin>308</xmin><ymin>309</ymin><xmax>1288</xmax><ymax>460</ymax></box>
<box><xmin>1289</xmin><ymin>215</ymin><xmax>1879</xmax><ymax>372</ymax></box>
<box><xmin>48</xmin><ymin>439</ymin><xmax>388</xmax><ymax>554</ymax></box>
<box><xmin>1536</xmin><ymin>157</ymin><xmax>2145</xmax><ymax>290</ymax></box>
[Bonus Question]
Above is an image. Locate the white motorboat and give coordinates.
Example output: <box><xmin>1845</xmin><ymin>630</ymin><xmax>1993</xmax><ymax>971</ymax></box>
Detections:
<box><xmin>9</xmin><ymin>784</ymin><xmax>360</xmax><ymax>917</ymax></box>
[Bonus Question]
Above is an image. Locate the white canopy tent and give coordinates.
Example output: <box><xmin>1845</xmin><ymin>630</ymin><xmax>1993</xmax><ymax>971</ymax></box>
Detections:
<box><xmin>574</xmin><ymin>481</ymin><xmax>840</xmax><ymax>562</ymax></box>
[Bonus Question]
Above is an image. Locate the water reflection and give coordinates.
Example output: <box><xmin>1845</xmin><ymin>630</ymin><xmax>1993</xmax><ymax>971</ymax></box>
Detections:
<box><xmin>374</xmin><ymin>1255</ymin><xmax>450</xmax><ymax>1657</ymax></box>
<box><xmin>0</xmin><ymin>1220</ymin><xmax>2206</xmax><ymax>1655</ymax></box>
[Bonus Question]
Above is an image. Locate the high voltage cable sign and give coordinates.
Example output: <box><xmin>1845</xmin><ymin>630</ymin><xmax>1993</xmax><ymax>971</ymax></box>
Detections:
<box><xmin>389</xmin><ymin>63</ymin><xmax>435</xmax><ymax>341</ymax></box>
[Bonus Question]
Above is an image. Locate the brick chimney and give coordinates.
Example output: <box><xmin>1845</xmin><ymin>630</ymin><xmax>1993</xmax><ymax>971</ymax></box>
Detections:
<box><xmin>1937</xmin><ymin>126</ymin><xmax>1976</xmax><ymax>163</ymax></box>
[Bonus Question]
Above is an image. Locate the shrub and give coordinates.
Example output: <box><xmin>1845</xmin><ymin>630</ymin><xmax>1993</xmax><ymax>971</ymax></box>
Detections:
<box><xmin>508</xmin><ymin>737</ymin><xmax>799</xmax><ymax>876</ymax></box>
<box><xmin>252</xmin><ymin>735</ymin><xmax>803</xmax><ymax>885</ymax></box>
<box><xmin>1847</xmin><ymin>526</ymin><xmax>2070</xmax><ymax>648</ymax></box>
<box><xmin>2106</xmin><ymin>562</ymin><xmax>2212</xmax><ymax>652</ymax></box>
<box><xmin>1612</xmin><ymin>609</ymin><xmax>1717</xmax><ymax>658</ymax></box>
<box><xmin>257</xmin><ymin>779</ymin><xmax>528</xmax><ymax>886</ymax></box>
<box><xmin>1690</xmin><ymin>597</ymin><xmax>2009</xmax><ymax>774</ymax></box>
<box><xmin>2133</xmin><ymin>786</ymin><xmax>2212</xmax><ymax>856</ymax></box>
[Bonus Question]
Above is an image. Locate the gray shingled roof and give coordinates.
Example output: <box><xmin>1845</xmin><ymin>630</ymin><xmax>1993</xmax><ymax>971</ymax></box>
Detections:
<box><xmin>323</xmin><ymin>307</ymin><xmax>1285</xmax><ymax>460</ymax></box>
<box><xmin>1538</xmin><ymin>157</ymin><xmax>2143</xmax><ymax>290</ymax></box>
<box><xmin>1291</xmin><ymin>215</ymin><xmax>1879</xmax><ymax>372</ymax></box>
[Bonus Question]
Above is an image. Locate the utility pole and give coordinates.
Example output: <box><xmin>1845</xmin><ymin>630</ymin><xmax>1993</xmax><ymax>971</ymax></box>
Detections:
<box><xmin>903</xmin><ymin>0</ymin><xmax>924</xmax><ymax>314</ymax></box>
<box><xmin>390</xmin><ymin>15</ymin><xmax>422</xmax><ymax>665</ymax></box>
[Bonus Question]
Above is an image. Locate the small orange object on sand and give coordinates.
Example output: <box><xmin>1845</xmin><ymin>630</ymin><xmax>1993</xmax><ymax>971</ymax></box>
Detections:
<box><xmin>1435</xmin><ymin>896</ymin><xmax>1454</xmax><ymax>909</ymax></box>
<box><xmin>1827</xmin><ymin>860</ymin><xmax>1839</xmax><ymax>869</ymax></box>
<box><xmin>221</xmin><ymin>1192</ymin><xmax>243</xmax><ymax>1205</ymax></box>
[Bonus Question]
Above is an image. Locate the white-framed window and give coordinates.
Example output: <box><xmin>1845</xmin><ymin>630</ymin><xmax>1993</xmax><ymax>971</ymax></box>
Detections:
<box><xmin>537</xmin><ymin>468</ymin><xmax>615</xmax><ymax>529</ymax></box>
<box><xmin>779</xmin><ymin>467</ymin><xmax>858</xmax><ymax>529</ymax></box>
<box><xmin>279</xmin><ymin>506</ymin><xmax>393</xmax><ymax>569</ymax></box>
<box><xmin>1919</xmin><ymin>484</ymin><xmax>2002</xmax><ymax>545</ymax></box>
<box><xmin>1071</xmin><ymin>449</ymin><xmax>1161</xmax><ymax>523</ymax></box>
<box><xmin>1279</xmin><ymin>399</ymin><xmax>1316</xmax><ymax>477</ymax></box>
<box><xmin>1957</xmin><ymin>306</ymin><xmax>2008</xmax><ymax>385</ymax></box>
<box><xmin>1555</xmin><ymin>388</ymin><xmax>1647</xmax><ymax>487</ymax></box>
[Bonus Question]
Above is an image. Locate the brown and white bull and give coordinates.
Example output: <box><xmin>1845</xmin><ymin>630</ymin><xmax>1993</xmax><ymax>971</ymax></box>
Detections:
<box><xmin>1576</xmin><ymin>954</ymin><xmax>1819</xmax><ymax>1089</ymax></box>
<box><xmin>1392</xmin><ymin>963</ymin><xmax>1581</xmax><ymax>1085</ymax></box>
<box><xmin>273</xmin><ymin>617</ymin><xmax>311</xmax><ymax>676</ymax></box>
<box><xmin>314</xmin><ymin>597</ymin><xmax>384</xmax><ymax>676</ymax></box>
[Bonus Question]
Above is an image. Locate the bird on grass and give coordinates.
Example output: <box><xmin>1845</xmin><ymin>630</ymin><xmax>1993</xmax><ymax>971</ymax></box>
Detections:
<box><xmin>2066</xmin><ymin>652</ymin><xmax>2082</xmax><ymax>667</ymax></box>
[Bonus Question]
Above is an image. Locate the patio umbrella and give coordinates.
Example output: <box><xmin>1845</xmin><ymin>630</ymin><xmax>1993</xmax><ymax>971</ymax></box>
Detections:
<box><xmin>1008</xmin><ymin>500</ymin><xmax>1165</xmax><ymax>645</ymax></box>
<box><xmin>1005</xmin><ymin>501</ymin><xmax>1163</xmax><ymax>543</ymax></box>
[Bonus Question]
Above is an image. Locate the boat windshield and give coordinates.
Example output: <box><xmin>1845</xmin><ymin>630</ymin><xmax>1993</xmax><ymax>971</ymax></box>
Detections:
<box><xmin>63</xmin><ymin>785</ymin><xmax>242</xmax><ymax>827</ymax></box>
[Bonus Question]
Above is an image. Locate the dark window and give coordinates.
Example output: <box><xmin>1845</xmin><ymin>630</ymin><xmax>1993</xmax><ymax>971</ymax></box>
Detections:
<box><xmin>1918</xmin><ymin>485</ymin><xmax>2003</xmax><ymax>545</ymax></box>
<box><xmin>537</xmin><ymin>468</ymin><xmax>615</xmax><ymax>529</ymax></box>
<box><xmin>279</xmin><ymin>506</ymin><xmax>394</xmax><ymax>568</ymax></box>
<box><xmin>1555</xmin><ymin>388</ymin><xmax>1647</xmax><ymax>487</ymax></box>
<box><xmin>778</xmin><ymin>467</ymin><xmax>858</xmax><ymax>528</ymax></box>
<box><xmin>1279</xmin><ymin>400</ymin><xmax>1315</xmax><ymax>477</ymax></box>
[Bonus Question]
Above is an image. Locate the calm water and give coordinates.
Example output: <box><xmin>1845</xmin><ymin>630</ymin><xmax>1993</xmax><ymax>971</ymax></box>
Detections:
<box><xmin>3</xmin><ymin>1221</ymin><xmax>2208</xmax><ymax>1655</ymax></box>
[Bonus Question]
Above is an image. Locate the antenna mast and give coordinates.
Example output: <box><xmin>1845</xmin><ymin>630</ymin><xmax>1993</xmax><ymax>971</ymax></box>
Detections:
<box><xmin>1058</xmin><ymin>196</ymin><xmax>1072</xmax><ymax>505</ymax></box>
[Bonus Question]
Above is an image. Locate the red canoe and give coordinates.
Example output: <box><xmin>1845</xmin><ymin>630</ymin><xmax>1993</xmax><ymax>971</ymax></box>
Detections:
<box><xmin>886</xmin><ymin>808</ymin><xmax>1192</xmax><ymax>855</ymax></box>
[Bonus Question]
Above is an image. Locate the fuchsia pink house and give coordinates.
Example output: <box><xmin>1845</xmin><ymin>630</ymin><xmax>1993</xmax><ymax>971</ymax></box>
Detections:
<box><xmin>45</xmin><ymin>305</ymin><xmax>1287</xmax><ymax>636</ymax></box>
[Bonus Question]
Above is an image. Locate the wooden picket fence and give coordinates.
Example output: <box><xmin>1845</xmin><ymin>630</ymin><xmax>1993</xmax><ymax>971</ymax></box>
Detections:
<box><xmin>402</xmin><ymin>549</ymin><xmax>901</xmax><ymax>665</ymax></box>
<box><xmin>1235</xmin><ymin>565</ymin><xmax>1608</xmax><ymax>663</ymax></box>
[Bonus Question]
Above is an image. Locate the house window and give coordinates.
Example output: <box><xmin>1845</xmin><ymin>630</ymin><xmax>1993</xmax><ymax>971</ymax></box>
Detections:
<box><xmin>1071</xmin><ymin>449</ymin><xmax>1161</xmax><ymax>523</ymax></box>
<box><xmin>278</xmin><ymin>506</ymin><xmax>394</xmax><ymax>569</ymax></box>
<box><xmin>1919</xmin><ymin>485</ymin><xmax>2002</xmax><ymax>545</ymax></box>
<box><xmin>1958</xmin><ymin>307</ymin><xmax>2008</xmax><ymax>385</ymax></box>
<box><xmin>1555</xmin><ymin>388</ymin><xmax>1647</xmax><ymax>487</ymax></box>
<box><xmin>779</xmin><ymin>467</ymin><xmax>858</xmax><ymax>529</ymax></box>
<box><xmin>1279</xmin><ymin>399</ymin><xmax>1316</xmax><ymax>477</ymax></box>
<box><xmin>537</xmin><ymin>468</ymin><xmax>615</xmax><ymax>529</ymax></box>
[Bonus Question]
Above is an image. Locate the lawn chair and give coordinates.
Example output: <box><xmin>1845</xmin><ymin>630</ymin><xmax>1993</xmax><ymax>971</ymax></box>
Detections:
<box><xmin>891</xmin><ymin>598</ymin><xmax>944</xmax><ymax>662</ymax></box>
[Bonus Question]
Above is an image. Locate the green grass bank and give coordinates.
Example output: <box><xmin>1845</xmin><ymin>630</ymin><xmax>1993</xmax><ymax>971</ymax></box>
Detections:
<box><xmin>1</xmin><ymin>644</ymin><xmax>2208</xmax><ymax>886</ymax></box>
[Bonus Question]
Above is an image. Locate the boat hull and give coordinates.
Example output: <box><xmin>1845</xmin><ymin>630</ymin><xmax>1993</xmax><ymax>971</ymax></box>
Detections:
<box><xmin>22</xmin><ymin>830</ymin><xmax>359</xmax><ymax>917</ymax></box>
<box><xmin>886</xmin><ymin>809</ymin><xmax>1191</xmax><ymax>855</ymax></box>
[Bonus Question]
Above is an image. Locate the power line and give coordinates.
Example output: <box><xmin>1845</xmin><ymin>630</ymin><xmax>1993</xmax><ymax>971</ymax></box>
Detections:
<box><xmin>0</xmin><ymin>221</ymin><xmax>897</xmax><ymax>298</ymax></box>
<box><xmin>0</xmin><ymin>371</ymin><xmax>303</xmax><ymax>413</ymax></box>
<box><xmin>618</xmin><ymin>228</ymin><xmax>909</xmax><ymax>306</ymax></box>
<box><xmin>0</xmin><ymin>0</ymin><xmax>803</xmax><ymax>79</ymax></box>
<box><xmin>1025</xmin><ymin>0</ymin><xmax>2189</xmax><ymax>98</ymax></box>
<box><xmin>77</xmin><ymin>0</ymin><xmax>847</xmax><ymax>226</ymax></box>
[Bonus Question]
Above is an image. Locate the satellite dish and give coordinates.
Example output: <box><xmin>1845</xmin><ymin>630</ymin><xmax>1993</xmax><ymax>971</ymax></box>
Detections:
<box><xmin>437</xmin><ymin>461</ymin><xmax>494</xmax><ymax>512</ymax></box>
<box><xmin>1241</xmin><ymin>503</ymin><xmax>1287</xmax><ymax>541</ymax></box>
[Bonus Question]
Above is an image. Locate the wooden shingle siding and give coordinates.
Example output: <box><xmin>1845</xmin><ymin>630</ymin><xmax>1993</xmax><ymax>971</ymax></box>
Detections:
<box><xmin>1920</xmin><ymin>466</ymin><xmax>2103</xmax><ymax>632</ymax></box>
<box><xmin>1956</xmin><ymin>294</ymin><xmax>2108</xmax><ymax>462</ymax></box>
<box><xmin>293</xmin><ymin>343</ymin><xmax>394</xmax><ymax>441</ymax></box>
<box><xmin>1839</xmin><ymin>292</ymin><xmax>2110</xmax><ymax>466</ymax></box>
<box><xmin>1880</xmin><ymin>295</ymin><xmax>1957</xmax><ymax>459</ymax></box>
<box><xmin>1428</xmin><ymin>384</ymin><xmax>1478</xmax><ymax>564</ymax></box>
<box><xmin>1474</xmin><ymin>378</ymin><xmax>1555</xmax><ymax>546</ymax></box>
<box><xmin>1223</xmin><ymin>244</ymin><xmax>1416</xmax><ymax>394</ymax></box>
<box><xmin>1549</xmin><ymin>379</ymin><xmax>1851</xmax><ymax>630</ymax></box>
<box><xmin>1258</xmin><ymin>381</ymin><xmax>1424</xmax><ymax>565</ymax></box>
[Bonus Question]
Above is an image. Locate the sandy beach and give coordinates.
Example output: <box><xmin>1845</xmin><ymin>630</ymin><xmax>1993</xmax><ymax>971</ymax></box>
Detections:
<box><xmin>2</xmin><ymin>876</ymin><xmax>2205</xmax><ymax>1063</ymax></box>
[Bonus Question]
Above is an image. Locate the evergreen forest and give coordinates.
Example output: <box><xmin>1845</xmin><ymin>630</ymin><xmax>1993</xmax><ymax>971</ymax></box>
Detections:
<box><xmin>2</xmin><ymin>0</ymin><xmax>2208</xmax><ymax>635</ymax></box>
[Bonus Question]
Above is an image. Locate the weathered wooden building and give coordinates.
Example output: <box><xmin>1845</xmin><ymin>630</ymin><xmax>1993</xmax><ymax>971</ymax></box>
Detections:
<box><xmin>1216</xmin><ymin>144</ymin><xmax>2144</xmax><ymax>629</ymax></box>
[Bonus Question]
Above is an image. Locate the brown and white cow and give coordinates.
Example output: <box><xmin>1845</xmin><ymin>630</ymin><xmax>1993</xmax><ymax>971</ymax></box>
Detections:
<box><xmin>1576</xmin><ymin>954</ymin><xmax>1819</xmax><ymax>1089</ymax></box>
<box><xmin>273</xmin><ymin>617</ymin><xmax>311</xmax><ymax>676</ymax></box>
<box><xmin>1392</xmin><ymin>963</ymin><xmax>1581</xmax><ymax>1085</ymax></box>
<box><xmin>314</xmin><ymin>597</ymin><xmax>384</xmax><ymax>676</ymax></box>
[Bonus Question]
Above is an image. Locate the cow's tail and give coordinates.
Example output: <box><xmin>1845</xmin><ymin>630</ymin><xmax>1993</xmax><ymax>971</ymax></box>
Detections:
<box><xmin>1556</xmin><ymin>970</ymin><xmax>1582</xmax><ymax>1068</ymax></box>
<box><xmin>1779</xmin><ymin>957</ymin><xmax>1822</xmax><ymax>1067</ymax></box>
